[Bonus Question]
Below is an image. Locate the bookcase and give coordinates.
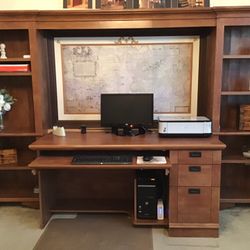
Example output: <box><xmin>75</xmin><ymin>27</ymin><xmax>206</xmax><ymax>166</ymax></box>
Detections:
<box><xmin>214</xmin><ymin>18</ymin><xmax>250</xmax><ymax>204</ymax></box>
<box><xmin>0</xmin><ymin>26</ymin><xmax>50</xmax><ymax>205</ymax></box>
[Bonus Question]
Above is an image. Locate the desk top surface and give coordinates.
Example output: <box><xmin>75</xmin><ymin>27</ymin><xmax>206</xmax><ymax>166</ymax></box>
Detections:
<box><xmin>29</xmin><ymin>131</ymin><xmax>225</xmax><ymax>151</ymax></box>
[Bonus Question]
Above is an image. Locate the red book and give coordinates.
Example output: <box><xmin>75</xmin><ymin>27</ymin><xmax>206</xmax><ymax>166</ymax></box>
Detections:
<box><xmin>0</xmin><ymin>64</ymin><xmax>30</xmax><ymax>72</ymax></box>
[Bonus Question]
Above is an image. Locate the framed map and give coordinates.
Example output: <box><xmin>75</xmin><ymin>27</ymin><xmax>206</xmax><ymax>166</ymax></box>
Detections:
<box><xmin>54</xmin><ymin>36</ymin><xmax>200</xmax><ymax>120</ymax></box>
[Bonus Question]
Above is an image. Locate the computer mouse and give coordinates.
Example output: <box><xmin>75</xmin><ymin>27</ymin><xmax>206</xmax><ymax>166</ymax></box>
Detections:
<box><xmin>143</xmin><ymin>155</ymin><xmax>153</xmax><ymax>162</ymax></box>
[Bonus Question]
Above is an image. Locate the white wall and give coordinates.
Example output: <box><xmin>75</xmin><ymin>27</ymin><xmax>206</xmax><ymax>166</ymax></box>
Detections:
<box><xmin>0</xmin><ymin>0</ymin><xmax>249</xmax><ymax>9</ymax></box>
<box><xmin>0</xmin><ymin>0</ymin><xmax>63</xmax><ymax>10</ymax></box>
<box><xmin>211</xmin><ymin>0</ymin><xmax>250</xmax><ymax>6</ymax></box>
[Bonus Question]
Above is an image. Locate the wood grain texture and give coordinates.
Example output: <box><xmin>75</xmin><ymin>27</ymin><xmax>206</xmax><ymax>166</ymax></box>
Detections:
<box><xmin>28</xmin><ymin>132</ymin><xmax>225</xmax><ymax>151</ymax></box>
<box><xmin>178</xmin><ymin>164</ymin><xmax>212</xmax><ymax>187</ymax></box>
<box><xmin>168</xmin><ymin>228</ymin><xmax>218</xmax><ymax>237</ymax></box>
<box><xmin>29</xmin><ymin>156</ymin><xmax>171</xmax><ymax>170</ymax></box>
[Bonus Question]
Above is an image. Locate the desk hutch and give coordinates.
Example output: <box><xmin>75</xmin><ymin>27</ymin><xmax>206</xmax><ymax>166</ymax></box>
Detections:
<box><xmin>0</xmin><ymin>7</ymin><xmax>250</xmax><ymax>237</ymax></box>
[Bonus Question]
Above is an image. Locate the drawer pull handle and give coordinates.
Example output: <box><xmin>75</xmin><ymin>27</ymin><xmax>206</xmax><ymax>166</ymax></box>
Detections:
<box><xmin>189</xmin><ymin>151</ymin><xmax>202</xmax><ymax>158</ymax></box>
<box><xmin>189</xmin><ymin>166</ymin><xmax>201</xmax><ymax>172</ymax></box>
<box><xmin>188</xmin><ymin>188</ymin><xmax>200</xmax><ymax>194</ymax></box>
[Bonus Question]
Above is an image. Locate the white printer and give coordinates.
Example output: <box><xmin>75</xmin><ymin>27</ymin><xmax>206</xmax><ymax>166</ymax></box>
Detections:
<box><xmin>158</xmin><ymin>116</ymin><xmax>212</xmax><ymax>137</ymax></box>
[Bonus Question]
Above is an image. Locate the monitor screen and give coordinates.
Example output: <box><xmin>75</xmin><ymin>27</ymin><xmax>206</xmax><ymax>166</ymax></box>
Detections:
<box><xmin>101</xmin><ymin>93</ymin><xmax>153</xmax><ymax>128</ymax></box>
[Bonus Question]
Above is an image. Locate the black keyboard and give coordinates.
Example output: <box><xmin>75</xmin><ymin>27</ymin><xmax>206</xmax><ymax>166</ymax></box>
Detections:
<box><xmin>71</xmin><ymin>153</ymin><xmax>133</xmax><ymax>165</ymax></box>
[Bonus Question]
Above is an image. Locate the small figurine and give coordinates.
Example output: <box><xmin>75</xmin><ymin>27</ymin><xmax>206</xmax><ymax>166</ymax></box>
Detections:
<box><xmin>0</xmin><ymin>43</ymin><xmax>7</xmax><ymax>59</ymax></box>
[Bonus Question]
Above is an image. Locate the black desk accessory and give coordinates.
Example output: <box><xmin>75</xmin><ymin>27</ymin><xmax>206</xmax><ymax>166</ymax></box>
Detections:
<box><xmin>143</xmin><ymin>155</ymin><xmax>153</xmax><ymax>162</ymax></box>
<box><xmin>80</xmin><ymin>125</ymin><xmax>86</xmax><ymax>134</ymax></box>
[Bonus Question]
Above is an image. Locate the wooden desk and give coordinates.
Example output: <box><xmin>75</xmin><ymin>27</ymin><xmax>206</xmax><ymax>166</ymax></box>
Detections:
<box><xmin>29</xmin><ymin>131</ymin><xmax>225</xmax><ymax>237</ymax></box>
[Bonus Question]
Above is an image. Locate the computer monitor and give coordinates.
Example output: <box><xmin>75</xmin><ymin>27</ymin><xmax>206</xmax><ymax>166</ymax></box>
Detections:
<box><xmin>101</xmin><ymin>93</ymin><xmax>153</xmax><ymax>136</ymax></box>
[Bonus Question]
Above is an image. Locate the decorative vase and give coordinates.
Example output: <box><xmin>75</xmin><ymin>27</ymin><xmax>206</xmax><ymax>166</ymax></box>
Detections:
<box><xmin>0</xmin><ymin>111</ymin><xmax>4</xmax><ymax>131</ymax></box>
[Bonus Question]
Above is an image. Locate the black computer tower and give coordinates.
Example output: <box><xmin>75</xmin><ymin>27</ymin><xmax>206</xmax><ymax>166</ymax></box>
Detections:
<box><xmin>136</xmin><ymin>170</ymin><xmax>166</xmax><ymax>220</ymax></box>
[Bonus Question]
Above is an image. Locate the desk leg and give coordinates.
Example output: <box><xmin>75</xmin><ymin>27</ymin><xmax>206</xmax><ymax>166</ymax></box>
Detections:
<box><xmin>39</xmin><ymin>171</ymin><xmax>54</xmax><ymax>228</ymax></box>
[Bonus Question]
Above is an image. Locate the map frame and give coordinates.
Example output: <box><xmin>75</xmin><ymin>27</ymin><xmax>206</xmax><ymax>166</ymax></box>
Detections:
<box><xmin>54</xmin><ymin>36</ymin><xmax>200</xmax><ymax>121</ymax></box>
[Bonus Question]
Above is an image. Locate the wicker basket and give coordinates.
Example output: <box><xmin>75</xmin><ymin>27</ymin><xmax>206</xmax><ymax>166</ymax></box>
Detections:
<box><xmin>0</xmin><ymin>149</ymin><xmax>17</xmax><ymax>165</ymax></box>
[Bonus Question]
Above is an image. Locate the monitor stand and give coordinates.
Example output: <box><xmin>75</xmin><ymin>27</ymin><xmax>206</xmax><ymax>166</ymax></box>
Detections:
<box><xmin>112</xmin><ymin>125</ymin><xmax>146</xmax><ymax>137</ymax></box>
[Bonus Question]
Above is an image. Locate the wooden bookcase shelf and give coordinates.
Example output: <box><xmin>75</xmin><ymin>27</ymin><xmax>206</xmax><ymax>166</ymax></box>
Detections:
<box><xmin>224</xmin><ymin>26</ymin><xmax>250</xmax><ymax>55</ymax></box>
<box><xmin>0</xmin><ymin>132</ymin><xmax>42</xmax><ymax>137</ymax></box>
<box><xmin>220</xmin><ymin>134</ymin><xmax>250</xmax><ymax>155</ymax></box>
<box><xmin>0</xmin><ymin>136</ymin><xmax>38</xmax><ymax>203</ymax></box>
<box><xmin>0</xmin><ymin>77</ymin><xmax>36</xmax><ymax>134</ymax></box>
<box><xmin>0</xmin><ymin>72</ymin><xmax>31</xmax><ymax>76</ymax></box>
<box><xmin>221</xmin><ymin>187</ymin><xmax>250</xmax><ymax>204</ymax></box>
<box><xmin>221</xmin><ymin>91</ymin><xmax>250</xmax><ymax>96</ymax></box>
<box><xmin>215</xmin><ymin>131</ymin><xmax>250</xmax><ymax>135</ymax></box>
<box><xmin>0</xmin><ymin>169</ymin><xmax>38</xmax><ymax>203</ymax></box>
<box><xmin>0</xmin><ymin>196</ymin><xmax>39</xmax><ymax>203</ymax></box>
<box><xmin>0</xmin><ymin>137</ymin><xmax>37</xmax><ymax>165</ymax></box>
<box><xmin>0</xmin><ymin>166</ymin><xmax>32</xmax><ymax>171</ymax></box>
<box><xmin>223</xmin><ymin>55</ymin><xmax>250</xmax><ymax>59</ymax></box>
<box><xmin>222</xmin><ymin>155</ymin><xmax>250</xmax><ymax>164</ymax></box>
<box><xmin>222</xmin><ymin>62</ymin><xmax>250</xmax><ymax>92</ymax></box>
<box><xmin>221</xmin><ymin>161</ymin><xmax>250</xmax><ymax>204</ymax></box>
<box><xmin>220</xmin><ymin>95</ymin><xmax>250</xmax><ymax>132</ymax></box>
<box><xmin>0</xmin><ymin>30</ymin><xmax>30</xmax><ymax>57</ymax></box>
<box><xmin>0</xmin><ymin>58</ymin><xmax>31</xmax><ymax>62</ymax></box>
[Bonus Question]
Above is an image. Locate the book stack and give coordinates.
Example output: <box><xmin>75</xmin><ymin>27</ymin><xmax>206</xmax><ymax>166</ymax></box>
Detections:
<box><xmin>66</xmin><ymin>0</ymin><xmax>209</xmax><ymax>8</ymax></box>
<box><xmin>239</xmin><ymin>105</ymin><xmax>250</xmax><ymax>131</ymax></box>
<box><xmin>92</xmin><ymin>0</ymin><xmax>209</xmax><ymax>8</ymax></box>
<box><xmin>179</xmin><ymin>0</ymin><xmax>209</xmax><ymax>7</ymax></box>
<box><xmin>0</xmin><ymin>64</ymin><xmax>30</xmax><ymax>72</ymax></box>
<box><xmin>178</xmin><ymin>0</ymin><xmax>189</xmax><ymax>7</ymax></box>
<box><xmin>194</xmin><ymin>0</ymin><xmax>203</xmax><ymax>7</ymax></box>
<box><xmin>0</xmin><ymin>149</ymin><xmax>17</xmax><ymax>165</ymax></box>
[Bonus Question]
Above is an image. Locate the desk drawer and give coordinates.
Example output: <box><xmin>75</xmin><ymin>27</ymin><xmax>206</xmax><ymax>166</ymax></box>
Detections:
<box><xmin>178</xmin><ymin>187</ymin><xmax>213</xmax><ymax>223</ymax></box>
<box><xmin>178</xmin><ymin>150</ymin><xmax>213</xmax><ymax>164</ymax></box>
<box><xmin>178</xmin><ymin>165</ymin><xmax>212</xmax><ymax>186</ymax></box>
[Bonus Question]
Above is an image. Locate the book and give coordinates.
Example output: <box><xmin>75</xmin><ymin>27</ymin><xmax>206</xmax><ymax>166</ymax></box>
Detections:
<box><xmin>178</xmin><ymin>0</ymin><xmax>189</xmax><ymax>7</ymax></box>
<box><xmin>0</xmin><ymin>64</ymin><xmax>30</xmax><ymax>72</ymax></box>
<box><xmin>239</xmin><ymin>105</ymin><xmax>250</xmax><ymax>131</ymax></box>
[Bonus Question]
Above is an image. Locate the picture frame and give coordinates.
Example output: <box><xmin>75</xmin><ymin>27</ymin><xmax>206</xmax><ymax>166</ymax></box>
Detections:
<box><xmin>63</xmin><ymin>0</ymin><xmax>89</xmax><ymax>8</ymax></box>
<box><xmin>63</xmin><ymin>0</ymin><xmax>131</xmax><ymax>9</ymax></box>
<box><xmin>54</xmin><ymin>36</ymin><xmax>200</xmax><ymax>121</ymax></box>
<box><xmin>63</xmin><ymin>0</ymin><xmax>210</xmax><ymax>9</ymax></box>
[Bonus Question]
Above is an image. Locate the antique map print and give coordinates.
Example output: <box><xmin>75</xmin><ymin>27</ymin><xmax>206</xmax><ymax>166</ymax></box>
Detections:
<box><xmin>54</xmin><ymin>37</ymin><xmax>199</xmax><ymax>120</ymax></box>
